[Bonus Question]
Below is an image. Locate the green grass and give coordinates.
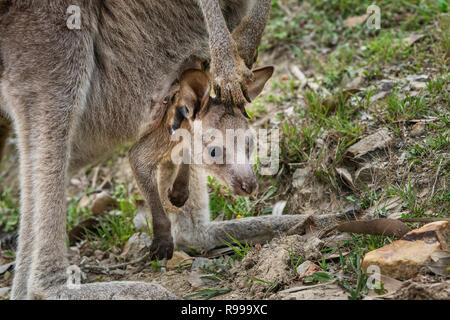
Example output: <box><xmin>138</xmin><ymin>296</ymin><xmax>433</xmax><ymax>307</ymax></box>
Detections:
<box><xmin>0</xmin><ymin>189</ymin><xmax>19</xmax><ymax>232</ymax></box>
<box><xmin>223</xmin><ymin>234</ymin><xmax>251</xmax><ymax>260</ymax></box>
<box><xmin>68</xmin><ymin>185</ymin><xmax>139</xmax><ymax>250</ymax></box>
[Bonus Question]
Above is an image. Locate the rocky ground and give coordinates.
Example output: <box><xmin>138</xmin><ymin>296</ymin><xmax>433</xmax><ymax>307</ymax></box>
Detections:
<box><xmin>1</xmin><ymin>0</ymin><xmax>449</xmax><ymax>300</ymax></box>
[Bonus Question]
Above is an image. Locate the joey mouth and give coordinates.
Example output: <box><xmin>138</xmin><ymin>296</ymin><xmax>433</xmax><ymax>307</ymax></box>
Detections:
<box><xmin>231</xmin><ymin>177</ymin><xmax>258</xmax><ymax>197</ymax></box>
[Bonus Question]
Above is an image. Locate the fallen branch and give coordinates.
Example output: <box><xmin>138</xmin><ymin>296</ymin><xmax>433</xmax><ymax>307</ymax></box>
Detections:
<box><xmin>82</xmin><ymin>253</ymin><xmax>150</xmax><ymax>275</ymax></box>
<box><xmin>279</xmin><ymin>281</ymin><xmax>338</xmax><ymax>294</ymax></box>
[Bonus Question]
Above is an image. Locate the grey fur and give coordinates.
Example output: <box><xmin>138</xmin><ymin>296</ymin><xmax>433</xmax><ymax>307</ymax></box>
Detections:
<box><xmin>0</xmin><ymin>0</ymin><xmax>271</xmax><ymax>300</ymax></box>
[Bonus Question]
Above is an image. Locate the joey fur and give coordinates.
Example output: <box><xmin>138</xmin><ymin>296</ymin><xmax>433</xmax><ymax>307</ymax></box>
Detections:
<box><xmin>0</xmin><ymin>0</ymin><xmax>272</xmax><ymax>300</ymax></box>
<box><xmin>129</xmin><ymin>67</ymin><xmax>274</xmax><ymax>260</ymax></box>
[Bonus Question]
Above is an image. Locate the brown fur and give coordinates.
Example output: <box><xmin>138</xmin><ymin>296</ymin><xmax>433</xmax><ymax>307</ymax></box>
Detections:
<box><xmin>0</xmin><ymin>0</ymin><xmax>272</xmax><ymax>300</ymax></box>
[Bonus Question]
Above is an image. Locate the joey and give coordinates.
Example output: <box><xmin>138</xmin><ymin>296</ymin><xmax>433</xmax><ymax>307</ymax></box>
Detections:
<box><xmin>129</xmin><ymin>66</ymin><xmax>274</xmax><ymax>261</ymax></box>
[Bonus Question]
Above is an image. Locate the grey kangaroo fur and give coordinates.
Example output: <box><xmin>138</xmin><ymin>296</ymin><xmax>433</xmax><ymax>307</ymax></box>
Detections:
<box><xmin>0</xmin><ymin>0</ymin><xmax>320</xmax><ymax>300</ymax></box>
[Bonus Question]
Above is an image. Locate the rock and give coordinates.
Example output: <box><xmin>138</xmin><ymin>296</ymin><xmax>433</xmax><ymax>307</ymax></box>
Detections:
<box><xmin>362</xmin><ymin>221</ymin><xmax>449</xmax><ymax>280</ymax></box>
<box><xmin>347</xmin><ymin>128</ymin><xmax>393</xmax><ymax>159</ymax></box>
<box><xmin>296</xmin><ymin>261</ymin><xmax>322</xmax><ymax>280</ymax></box>
<box><xmin>191</xmin><ymin>257</ymin><xmax>213</xmax><ymax>271</ymax></box>
<box><xmin>411</xmin><ymin>81</ymin><xmax>427</xmax><ymax>90</ymax></box>
<box><xmin>167</xmin><ymin>251</ymin><xmax>194</xmax><ymax>270</ymax></box>
<box><xmin>379</xmin><ymin>79</ymin><xmax>396</xmax><ymax>92</ymax></box>
<box><xmin>121</xmin><ymin>233</ymin><xmax>151</xmax><ymax>260</ymax></box>
<box><xmin>292</xmin><ymin>167</ymin><xmax>312</xmax><ymax>189</ymax></box>
<box><xmin>0</xmin><ymin>287</ymin><xmax>10</xmax><ymax>298</ymax></box>
<box><xmin>303</xmin><ymin>237</ymin><xmax>324</xmax><ymax>261</ymax></box>
<box><xmin>403</xmin><ymin>221</ymin><xmax>449</xmax><ymax>251</ymax></box>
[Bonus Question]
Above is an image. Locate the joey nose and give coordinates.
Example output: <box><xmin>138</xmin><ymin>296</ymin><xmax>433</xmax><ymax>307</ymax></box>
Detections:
<box><xmin>241</xmin><ymin>180</ymin><xmax>257</xmax><ymax>196</ymax></box>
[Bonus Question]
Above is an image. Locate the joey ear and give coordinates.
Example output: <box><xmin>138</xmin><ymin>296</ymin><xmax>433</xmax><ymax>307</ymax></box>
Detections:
<box><xmin>179</xmin><ymin>69</ymin><xmax>211</xmax><ymax>119</ymax></box>
<box><xmin>247</xmin><ymin>66</ymin><xmax>274</xmax><ymax>101</ymax></box>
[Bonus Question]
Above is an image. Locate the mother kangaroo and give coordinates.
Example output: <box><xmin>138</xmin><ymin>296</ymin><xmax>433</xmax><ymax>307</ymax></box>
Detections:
<box><xmin>0</xmin><ymin>0</ymin><xmax>272</xmax><ymax>300</ymax></box>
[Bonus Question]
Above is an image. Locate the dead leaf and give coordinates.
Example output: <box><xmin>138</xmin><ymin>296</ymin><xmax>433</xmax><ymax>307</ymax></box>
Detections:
<box><xmin>0</xmin><ymin>262</ymin><xmax>14</xmax><ymax>275</ymax></box>
<box><xmin>370</xmin><ymin>91</ymin><xmax>390</xmax><ymax>103</ymax></box>
<box><xmin>272</xmin><ymin>201</ymin><xmax>287</xmax><ymax>216</ymax></box>
<box><xmin>336</xmin><ymin>167</ymin><xmax>354</xmax><ymax>188</ymax></box>
<box><xmin>344</xmin><ymin>14</ymin><xmax>370</xmax><ymax>28</ymax></box>
<box><xmin>91</xmin><ymin>191</ymin><xmax>118</xmax><ymax>215</ymax></box>
<box><xmin>426</xmin><ymin>251</ymin><xmax>450</xmax><ymax>276</ymax></box>
<box><xmin>347</xmin><ymin>128</ymin><xmax>393</xmax><ymax>159</ymax></box>
<box><xmin>337</xmin><ymin>219</ymin><xmax>411</xmax><ymax>238</ymax></box>
<box><xmin>322</xmin><ymin>89</ymin><xmax>360</xmax><ymax>114</ymax></box>
<box><xmin>368</xmin><ymin>274</ymin><xmax>403</xmax><ymax>298</ymax></box>
<box><xmin>403</xmin><ymin>34</ymin><xmax>425</xmax><ymax>46</ymax></box>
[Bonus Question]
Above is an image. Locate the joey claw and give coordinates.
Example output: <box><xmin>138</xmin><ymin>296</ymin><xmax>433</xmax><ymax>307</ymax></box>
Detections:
<box><xmin>241</xmin><ymin>108</ymin><xmax>250</xmax><ymax>119</ymax></box>
<box><xmin>242</xmin><ymin>88</ymin><xmax>252</xmax><ymax>104</ymax></box>
<box><xmin>215</xmin><ymin>86</ymin><xmax>221</xmax><ymax>100</ymax></box>
<box><xmin>149</xmin><ymin>237</ymin><xmax>174</xmax><ymax>260</ymax></box>
<box><xmin>179</xmin><ymin>106</ymin><xmax>190</xmax><ymax>119</ymax></box>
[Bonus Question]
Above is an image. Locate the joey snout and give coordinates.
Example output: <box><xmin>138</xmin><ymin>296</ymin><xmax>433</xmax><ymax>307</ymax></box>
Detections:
<box><xmin>230</xmin><ymin>166</ymin><xmax>258</xmax><ymax>197</ymax></box>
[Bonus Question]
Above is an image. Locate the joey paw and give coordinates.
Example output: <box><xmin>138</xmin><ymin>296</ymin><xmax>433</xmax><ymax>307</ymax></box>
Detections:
<box><xmin>149</xmin><ymin>237</ymin><xmax>174</xmax><ymax>260</ymax></box>
<box><xmin>168</xmin><ymin>188</ymin><xmax>189</xmax><ymax>208</ymax></box>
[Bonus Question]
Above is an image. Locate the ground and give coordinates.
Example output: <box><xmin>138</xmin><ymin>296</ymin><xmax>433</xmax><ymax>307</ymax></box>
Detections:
<box><xmin>0</xmin><ymin>0</ymin><xmax>449</xmax><ymax>300</ymax></box>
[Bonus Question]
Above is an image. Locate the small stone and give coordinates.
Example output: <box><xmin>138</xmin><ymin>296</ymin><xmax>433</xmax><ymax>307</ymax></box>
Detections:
<box><xmin>167</xmin><ymin>251</ymin><xmax>194</xmax><ymax>270</ymax></box>
<box><xmin>293</xmin><ymin>167</ymin><xmax>312</xmax><ymax>189</ymax></box>
<box><xmin>191</xmin><ymin>258</ymin><xmax>214</xmax><ymax>271</ymax></box>
<box><xmin>411</xmin><ymin>81</ymin><xmax>427</xmax><ymax>90</ymax></box>
<box><xmin>296</xmin><ymin>261</ymin><xmax>322</xmax><ymax>280</ymax></box>
<box><xmin>410</xmin><ymin>122</ymin><xmax>425</xmax><ymax>137</ymax></box>
<box><xmin>94</xmin><ymin>250</ymin><xmax>105</xmax><ymax>260</ymax></box>
<box><xmin>303</xmin><ymin>237</ymin><xmax>324</xmax><ymax>261</ymax></box>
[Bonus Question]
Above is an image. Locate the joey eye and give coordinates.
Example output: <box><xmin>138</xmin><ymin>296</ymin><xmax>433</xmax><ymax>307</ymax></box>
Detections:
<box><xmin>209</xmin><ymin>147</ymin><xmax>222</xmax><ymax>159</ymax></box>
